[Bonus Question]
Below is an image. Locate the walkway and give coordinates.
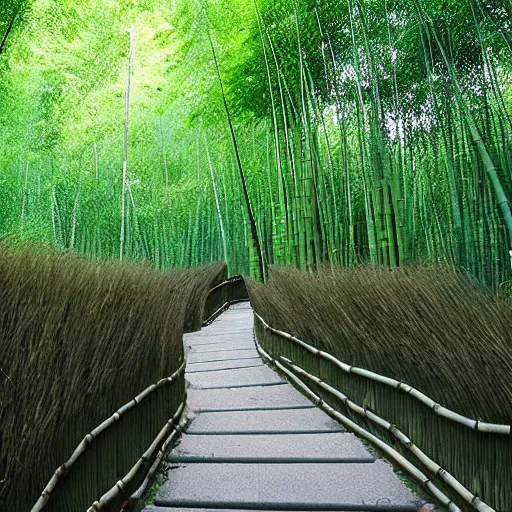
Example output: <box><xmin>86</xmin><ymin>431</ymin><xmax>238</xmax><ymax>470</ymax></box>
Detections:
<box><xmin>144</xmin><ymin>303</ymin><xmax>426</xmax><ymax>512</ymax></box>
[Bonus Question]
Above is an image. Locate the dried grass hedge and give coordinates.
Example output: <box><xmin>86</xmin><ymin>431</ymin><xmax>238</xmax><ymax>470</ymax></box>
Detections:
<box><xmin>247</xmin><ymin>264</ymin><xmax>512</xmax><ymax>423</ymax></box>
<box><xmin>0</xmin><ymin>247</ymin><xmax>226</xmax><ymax>511</ymax></box>
<box><xmin>247</xmin><ymin>264</ymin><xmax>512</xmax><ymax>510</ymax></box>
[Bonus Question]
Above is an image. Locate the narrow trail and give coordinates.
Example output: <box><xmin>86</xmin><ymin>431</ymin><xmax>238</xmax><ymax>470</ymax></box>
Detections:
<box><xmin>144</xmin><ymin>303</ymin><xmax>426</xmax><ymax>511</ymax></box>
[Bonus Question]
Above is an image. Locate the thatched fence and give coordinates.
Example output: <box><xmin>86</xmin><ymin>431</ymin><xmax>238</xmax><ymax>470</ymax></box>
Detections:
<box><xmin>247</xmin><ymin>265</ymin><xmax>512</xmax><ymax>511</ymax></box>
<box><xmin>202</xmin><ymin>275</ymin><xmax>249</xmax><ymax>325</ymax></box>
<box><xmin>0</xmin><ymin>248</ymin><xmax>228</xmax><ymax>512</ymax></box>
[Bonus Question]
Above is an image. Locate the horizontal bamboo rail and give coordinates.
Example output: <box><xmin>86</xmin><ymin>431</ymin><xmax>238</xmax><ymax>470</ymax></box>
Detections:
<box><xmin>253</xmin><ymin>340</ymin><xmax>462</xmax><ymax>512</ymax></box>
<box><xmin>203</xmin><ymin>276</ymin><xmax>249</xmax><ymax>326</ymax></box>
<box><xmin>207</xmin><ymin>274</ymin><xmax>245</xmax><ymax>294</ymax></box>
<box><xmin>203</xmin><ymin>302</ymin><xmax>230</xmax><ymax>326</ymax></box>
<box><xmin>279</xmin><ymin>356</ymin><xmax>494</xmax><ymax>512</ymax></box>
<box><xmin>87</xmin><ymin>401</ymin><xmax>186</xmax><ymax>511</ymax></box>
<box><xmin>127</xmin><ymin>409</ymin><xmax>185</xmax><ymax>505</ymax></box>
<box><xmin>31</xmin><ymin>360</ymin><xmax>186</xmax><ymax>512</ymax></box>
<box><xmin>254</xmin><ymin>313</ymin><xmax>511</xmax><ymax>435</ymax></box>
<box><xmin>253</xmin><ymin>315</ymin><xmax>498</xmax><ymax>512</ymax></box>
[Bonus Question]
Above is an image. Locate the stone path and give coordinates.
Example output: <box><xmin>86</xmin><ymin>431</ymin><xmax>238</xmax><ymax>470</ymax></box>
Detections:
<box><xmin>144</xmin><ymin>303</ymin><xmax>425</xmax><ymax>512</ymax></box>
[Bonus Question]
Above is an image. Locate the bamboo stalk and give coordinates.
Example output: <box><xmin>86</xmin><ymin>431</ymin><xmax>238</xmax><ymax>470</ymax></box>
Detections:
<box><xmin>205</xmin><ymin>135</ymin><xmax>229</xmax><ymax>270</ymax></box>
<box><xmin>120</xmin><ymin>26</ymin><xmax>135</xmax><ymax>262</ymax></box>
<box><xmin>204</xmin><ymin>11</ymin><xmax>265</xmax><ymax>280</ymax></box>
<box><xmin>31</xmin><ymin>361</ymin><xmax>186</xmax><ymax>512</ymax></box>
<box><xmin>414</xmin><ymin>1</ymin><xmax>512</xmax><ymax>248</ymax></box>
<box><xmin>0</xmin><ymin>0</ymin><xmax>25</xmax><ymax>55</ymax></box>
<box><xmin>254</xmin><ymin>313</ymin><xmax>511</xmax><ymax>434</ymax></box>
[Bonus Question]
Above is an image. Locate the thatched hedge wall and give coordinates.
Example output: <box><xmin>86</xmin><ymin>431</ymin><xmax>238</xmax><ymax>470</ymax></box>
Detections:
<box><xmin>247</xmin><ymin>265</ymin><xmax>512</xmax><ymax>511</ymax></box>
<box><xmin>0</xmin><ymin>248</ymin><xmax>226</xmax><ymax>512</ymax></box>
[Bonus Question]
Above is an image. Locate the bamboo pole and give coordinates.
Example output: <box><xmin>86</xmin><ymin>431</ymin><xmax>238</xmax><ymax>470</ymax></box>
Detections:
<box><xmin>207</xmin><ymin>275</ymin><xmax>245</xmax><ymax>294</ymax></box>
<box><xmin>277</xmin><ymin>356</ymin><xmax>494</xmax><ymax>512</ymax></box>
<box><xmin>204</xmin><ymin>12</ymin><xmax>265</xmax><ymax>281</ymax></box>
<box><xmin>254</xmin><ymin>313</ymin><xmax>511</xmax><ymax>434</ymax></box>
<box><xmin>205</xmin><ymin>136</ymin><xmax>229</xmax><ymax>270</ymax></box>
<box><xmin>20</xmin><ymin>161</ymin><xmax>29</xmax><ymax>232</ymax></box>
<box><xmin>414</xmin><ymin>1</ymin><xmax>512</xmax><ymax>249</ymax></box>
<box><xmin>254</xmin><ymin>341</ymin><xmax>462</xmax><ymax>512</ymax></box>
<box><xmin>120</xmin><ymin>26</ymin><xmax>135</xmax><ymax>262</ymax></box>
<box><xmin>86</xmin><ymin>401</ymin><xmax>186</xmax><ymax>512</ymax></box>
<box><xmin>0</xmin><ymin>0</ymin><xmax>25</xmax><ymax>56</ymax></box>
<box><xmin>31</xmin><ymin>361</ymin><xmax>186</xmax><ymax>512</ymax></box>
<box><xmin>202</xmin><ymin>302</ymin><xmax>230</xmax><ymax>327</ymax></box>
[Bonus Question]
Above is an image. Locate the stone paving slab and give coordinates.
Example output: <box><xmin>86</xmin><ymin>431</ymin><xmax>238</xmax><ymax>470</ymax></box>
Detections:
<box><xmin>186</xmin><ymin>354</ymin><xmax>262</xmax><ymax>365</ymax></box>
<box><xmin>145</xmin><ymin>508</ymin><xmax>370</xmax><ymax>512</ymax></box>
<box><xmin>186</xmin><ymin>329</ymin><xmax>252</xmax><ymax>340</ymax></box>
<box><xmin>186</xmin><ymin>366</ymin><xmax>285</xmax><ymax>389</ymax></box>
<box><xmin>154</xmin><ymin>461</ymin><xmax>422</xmax><ymax>510</ymax></box>
<box><xmin>143</xmin><ymin>505</ymin><xmax>367</xmax><ymax>512</ymax></box>
<box><xmin>203</xmin><ymin>322</ymin><xmax>253</xmax><ymax>333</ymax></box>
<box><xmin>187</xmin><ymin>345</ymin><xmax>257</xmax><ymax>356</ymax></box>
<box><xmin>206</xmin><ymin>308</ymin><xmax>252</xmax><ymax>320</ymax></box>
<box><xmin>193</xmin><ymin>328</ymin><xmax>253</xmax><ymax>338</ymax></box>
<box><xmin>187</xmin><ymin>408</ymin><xmax>344</xmax><ymax>434</ymax></box>
<box><xmin>206</xmin><ymin>318</ymin><xmax>253</xmax><ymax>327</ymax></box>
<box><xmin>187</xmin><ymin>325</ymin><xmax>252</xmax><ymax>334</ymax></box>
<box><xmin>187</xmin><ymin>384</ymin><xmax>313</xmax><ymax>411</ymax></box>
<box><xmin>171</xmin><ymin>432</ymin><xmax>374</xmax><ymax>461</ymax></box>
<box><xmin>187</xmin><ymin>349</ymin><xmax>258</xmax><ymax>364</ymax></box>
<box><xmin>188</xmin><ymin>343</ymin><xmax>256</xmax><ymax>353</ymax></box>
<box><xmin>187</xmin><ymin>357</ymin><xmax>264</xmax><ymax>372</ymax></box>
<box><xmin>186</xmin><ymin>338</ymin><xmax>253</xmax><ymax>348</ymax></box>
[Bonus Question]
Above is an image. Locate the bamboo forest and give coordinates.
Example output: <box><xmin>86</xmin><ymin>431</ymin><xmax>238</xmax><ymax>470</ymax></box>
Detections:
<box><xmin>1</xmin><ymin>0</ymin><xmax>511</xmax><ymax>282</ymax></box>
<box><xmin>1</xmin><ymin>0</ymin><xmax>512</xmax><ymax>511</ymax></box>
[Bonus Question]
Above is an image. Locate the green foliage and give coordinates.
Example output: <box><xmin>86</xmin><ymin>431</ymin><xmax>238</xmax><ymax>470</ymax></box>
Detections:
<box><xmin>0</xmin><ymin>0</ymin><xmax>510</xmax><ymax>283</ymax></box>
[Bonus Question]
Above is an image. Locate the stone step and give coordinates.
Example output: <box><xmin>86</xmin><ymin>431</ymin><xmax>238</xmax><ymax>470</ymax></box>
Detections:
<box><xmin>187</xmin><ymin>343</ymin><xmax>256</xmax><ymax>354</ymax></box>
<box><xmin>171</xmin><ymin>432</ymin><xmax>374</xmax><ymax>462</ymax></box>
<box><xmin>186</xmin><ymin>363</ymin><xmax>265</xmax><ymax>374</ymax></box>
<box><xmin>145</xmin><ymin>508</ymin><xmax>378</xmax><ymax>512</ymax></box>
<box><xmin>154</xmin><ymin>462</ymin><xmax>423</xmax><ymax>511</ymax></box>
<box><xmin>186</xmin><ymin>357</ymin><xmax>263</xmax><ymax>372</ymax></box>
<box><xmin>145</xmin><ymin>508</ymin><xmax>419</xmax><ymax>512</ymax></box>
<box><xmin>186</xmin><ymin>366</ymin><xmax>285</xmax><ymax>390</ymax></box>
<box><xmin>187</xmin><ymin>349</ymin><xmax>259</xmax><ymax>364</ymax></box>
<box><xmin>186</xmin><ymin>329</ymin><xmax>253</xmax><ymax>340</ymax></box>
<box><xmin>187</xmin><ymin>384</ymin><xmax>313</xmax><ymax>411</ymax></box>
<box><xmin>187</xmin><ymin>407</ymin><xmax>344</xmax><ymax>435</ymax></box>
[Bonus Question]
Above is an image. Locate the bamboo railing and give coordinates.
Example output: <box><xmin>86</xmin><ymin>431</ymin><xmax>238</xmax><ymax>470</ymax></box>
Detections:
<box><xmin>254</xmin><ymin>313</ymin><xmax>511</xmax><ymax>512</ymax></box>
<box><xmin>28</xmin><ymin>273</ymin><xmax>242</xmax><ymax>512</ymax></box>
<box><xmin>31</xmin><ymin>363</ymin><xmax>186</xmax><ymax>512</ymax></box>
<box><xmin>203</xmin><ymin>275</ymin><xmax>249</xmax><ymax>326</ymax></box>
<box><xmin>86</xmin><ymin>401</ymin><xmax>186</xmax><ymax>512</ymax></box>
